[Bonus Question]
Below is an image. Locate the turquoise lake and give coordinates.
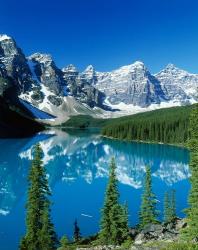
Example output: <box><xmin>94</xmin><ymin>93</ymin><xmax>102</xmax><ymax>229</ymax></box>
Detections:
<box><xmin>0</xmin><ymin>129</ymin><xmax>190</xmax><ymax>250</ymax></box>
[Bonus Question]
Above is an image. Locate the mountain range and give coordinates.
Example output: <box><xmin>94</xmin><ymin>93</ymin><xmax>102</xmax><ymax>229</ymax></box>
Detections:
<box><xmin>0</xmin><ymin>34</ymin><xmax>197</xmax><ymax>125</ymax></box>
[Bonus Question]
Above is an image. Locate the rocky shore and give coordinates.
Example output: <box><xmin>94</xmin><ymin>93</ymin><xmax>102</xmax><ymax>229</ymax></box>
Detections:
<box><xmin>76</xmin><ymin>218</ymin><xmax>187</xmax><ymax>250</ymax></box>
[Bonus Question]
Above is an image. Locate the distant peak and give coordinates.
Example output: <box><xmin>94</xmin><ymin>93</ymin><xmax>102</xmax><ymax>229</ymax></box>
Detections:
<box><xmin>84</xmin><ymin>65</ymin><xmax>95</xmax><ymax>72</ymax></box>
<box><xmin>28</xmin><ymin>53</ymin><xmax>53</xmax><ymax>63</ymax></box>
<box><xmin>133</xmin><ymin>61</ymin><xmax>145</xmax><ymax>66</ymax></box>
<box><xmin>155</xmin><ymin>63</ymin><xmax>190</xmax><ymax>76</ymax></box>
<box><xmin>122</xmin><ymin>61</ymin><xmax>146</xmax><ymax>71</ymax></box>
<box><xmin>161</xmin><ymin>63</ymin><xmax>186</xmax><ymax>73</ymax></box>
<box><xmin>0</xmin><ymin>34</ymin><xmax>12</xmax><ymax>42</ymax></box>
<box><xmin>62</xmin><ymin>64</ymin><xmax>78</xmax><ymax>72</ymax></box>
<box><xmin>165</xmin><ymin>63</ymin><xmax>177</xmax><ymax>69</ymax></box>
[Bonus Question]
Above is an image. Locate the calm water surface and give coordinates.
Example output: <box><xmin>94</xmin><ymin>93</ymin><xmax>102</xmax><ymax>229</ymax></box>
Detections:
<box><xmin>0</xmin><ymin>129</ymin><xmax>190</xmax><ymax>250</ymax></box>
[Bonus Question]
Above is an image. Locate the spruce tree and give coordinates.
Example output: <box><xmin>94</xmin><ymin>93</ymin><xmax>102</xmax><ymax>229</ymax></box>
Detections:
<box><xmin>20</xmin><ymin>144</ymin><xmax>57</xmax><ymax>250</ymax></box>
<box><xmin>73</xmin><ymin>219</ymin><xmax>81</xmax><ymax>243</ymax></box>
<box><xmin>139</xmin><ymin>166</ymin><xmax>158</xmax><ymax>229</ymax></box>
<box><xmin>170</xmin><ymin>189</ymin><xmax>176</xmax><ymax>221</ymax></box>
<box><xmin>182</xmin><ymin>104</ymin><xmax>198</xmax><ymax>241</ymax></box>
<box><xmin>57</xmin><ymin>235</ymin><xmax>69</xmax><ymax>250</ymax></box>
<box><xmin>99</xmin><ymin>157</ymin><xmax>128</xmax><ymax>245</ymax></box>
<box><xmin>164</xmin><ymin>189</ymin><xmax>176</xmax><ymax>223</ymax></box>
<box><xmin>39</xmin><ymin>201</ymin><xmax>58</xmax><ymax>250</ymax></box>
<box><xmin>164</xmin><ymin>191</ymin><xmax>171</xmax><ymax>223</ymax></box>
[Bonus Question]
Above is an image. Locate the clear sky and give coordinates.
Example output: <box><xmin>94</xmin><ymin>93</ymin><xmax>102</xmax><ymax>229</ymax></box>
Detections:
<box><xmin>0</xmin><ymin>0</ymin><xmax>198</xmax><ymax>73</ymax></box>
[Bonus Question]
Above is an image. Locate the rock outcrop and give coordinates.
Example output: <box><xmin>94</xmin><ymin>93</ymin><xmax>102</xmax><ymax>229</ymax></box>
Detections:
<box><xmin>133</xmin><ymin>219</ymin><xmax>187</xmax><ymax>245</ymax></box>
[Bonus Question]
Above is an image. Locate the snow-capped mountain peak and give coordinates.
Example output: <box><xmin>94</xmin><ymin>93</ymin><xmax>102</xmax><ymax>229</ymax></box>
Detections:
<box><xmin>84</xmin><ymin>64</ymin><xmax>95</xmax><ymax>72</ymax></box>
<box><xmin>62</xmin><ymin>64</ymin><xmax>78</xmax><ymax>73</ymax></box>
<box><xmin>111</xmin><ymin>60</ymin><xmax>147</xmax><ymax>75</ymax></box>
<box><xmin>81</xmin><ymin>64</ymin><xmax>97</xmax><ymax>84</ymax></box>
<box><xmin>94</xmin><ymin>60</ymin><xmax>166</xmax><ymax>108</ymax></box>
<box><xmin>165</xmin><ymin>63</ymin><xmax>177</xmax><ymax>69</ymax></box>
<box><xmin>158</xmin><ymin>63</ymin><xmax>188</xmax><ymax>75</ymax></box>
<box><xmin>130</xmin><ymin>60</ymin><xmax>145</xmax><ymax>68</ymax></box>
<box><xmin>0</xmin><ymin>34</ymin><xmax>12</xmax><ymax>42</ymax></box>
<box><xmin>155</xmin><ymin>64</ymin><xmax>198</xmax><ymax>104</ymax></box>
<box><xmin>28</xmin><ymin>53</ymin><xmax>53</xmax><ymax>65</ymax></box>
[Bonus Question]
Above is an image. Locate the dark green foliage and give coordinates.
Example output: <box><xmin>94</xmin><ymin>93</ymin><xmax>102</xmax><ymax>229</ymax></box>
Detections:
<box><xmin>99</xmin><ymin>158</ymin><xmax>128</xmax><ymax>245</ymax></box>
<box><xmin>182</xmin><ymin>104</ymin><xmax>198</xmax><ymax>241</ymax></box>
<box><xmin>139</xmin><ymin>166</ymin><xmax>159</xmax><ymax>229</ymax></box>
<box><xmin>170</xmin><ymin>190</ymin><xmax>176</xmax><ymax>221</ymax></box>
<box><xmin>60</xmin><ymin>235</ymin><xmax>69</xmax><ymax>247</ymax></box>
<box><xmin>19</xmin><ymin>238</ymin><xmax>27</xmax><ymax>250</ymax></box>
<box><xmin>60</xmin><ymin>115</ymin><xmax>110</xmax><ymax>129</ymax></box>
<box><xmin>164</xmin><ymin>190</ymin><xmax>176</xmax><ymax>223</ymax></box>
<box><xmin>20</xmin><ymin>144</ymin><xmax>57</xmax><ymax>250</ymax></box>
<box><xmin>73</xmin><ymin>219</ymin><xmax>81</xmax><ymax>243</ymax></box>
<box><xmin>164</xmin><ymin>191</ymin><xmax>170</xmax><ymax>223</ymax></box>
<box><xmin>102</xmin><ymin>105</ymin><xmax>193</xmax><ymax>144</ymax></box>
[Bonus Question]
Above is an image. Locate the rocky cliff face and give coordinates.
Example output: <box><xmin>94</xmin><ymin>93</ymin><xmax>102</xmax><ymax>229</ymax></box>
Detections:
<box><xmin>0</xmin><ymin>34</ymin><xmax>32</xmax><ymax>92</ymax></box>
<box><xmin>81</xmin><ymin>65</ymin><xmax>98</xmax><ymax>85</ymax></box>
<box><xmin>155</xmin><ymin>63</ymin><xmax>198</xmax><ymax>104</ymax></box>
<box><xmin>94</xmin><ymin>61</ymin><xmax>167</xmax><ymax>108</ymax></box>
<box><xmin>25</xmin><ymin>53</ymin><xmax>67</xmax><ymax>107</ymax></box>
<box><xmin>62</xmin><ymin>64</ymin><xmax>105</xmax><ymax>108</ymax></box>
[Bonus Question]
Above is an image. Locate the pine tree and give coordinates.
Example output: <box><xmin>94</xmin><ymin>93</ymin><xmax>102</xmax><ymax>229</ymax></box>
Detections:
<box><xmin>182</xmin><ymin>104</ymin><xmax>198</xmax><ymax>241</ymax></box>
<box><xmin>39</xmin><ymin>201</ymin><xmax>58</xmax><ymax>250</ymax></box>
<box><xmin>170</xmin><ymin>189</ymin><xmax>176</xmax><ymax>221</ymax></box>
<box><xmin>139</xmin><ymin>166</ymin><xmax>158</xmax><ymax>229</ymax></box>
<box><xmin>164</xmin><ymin>190</ymin><xmax>176</xmax><ymax>223</ymax></box>
<box><xmin>99</xmin><ymin>157</ymin><xmax>128</xmax><ymax>245</ymax></box>
<box><xmin>20</xmin><ymin>144</ymin><xmax>57</xmax><ymax>250</ymax></box>
<box><xmin>57</xmin><ymin>235</ymin><xmax>69</xmax><ymax>250</ymax></box>
<box><xmin>164</xmin><ymin>191</ymin><xmax>171</xmax><ymax>223</ymax></box>
<box><xmin>73</xmin><ymin>219</ymin><xmax>81</xmax><ymax>243</ymax></box>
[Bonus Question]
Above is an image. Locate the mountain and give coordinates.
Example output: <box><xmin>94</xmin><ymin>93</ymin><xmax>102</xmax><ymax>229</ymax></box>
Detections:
<box><xmin>155</xmin><ymin>63</ymin><xmax>198</xmax><ymax>104</ymax></box>
<box><xmin>0</xmin><ymin>34</ymin><xmax>198</xmax><ymax>125</ymax></box>
<box><xmin>62</xmin><ymin>64</ymin><xmax>105</xmax><ymax>108</ymax></box>
<box><xmin>94</xmin><ymin>61</ymin><xmax>167</xmax><ymax>108</ymax></box>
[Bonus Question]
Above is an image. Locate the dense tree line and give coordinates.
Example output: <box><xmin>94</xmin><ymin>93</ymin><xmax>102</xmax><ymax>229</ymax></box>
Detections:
<box><xmin>102</xmin><ymin>105</ymin><xmax>193</xmax><ymax>144</ymax></box>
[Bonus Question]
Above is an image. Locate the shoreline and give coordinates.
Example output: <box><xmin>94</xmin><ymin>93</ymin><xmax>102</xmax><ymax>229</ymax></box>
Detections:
<box><xmin>102</xmin><ymin>135</ymin><xmax>188</xmax><ymax>149</ymax></box>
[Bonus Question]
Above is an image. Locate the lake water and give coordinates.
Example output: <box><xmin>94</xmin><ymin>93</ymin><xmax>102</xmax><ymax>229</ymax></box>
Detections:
<box><xmin>0</xmin><ymin>129</ymin><xmax>190</xmax><ymax>250</ymax></box>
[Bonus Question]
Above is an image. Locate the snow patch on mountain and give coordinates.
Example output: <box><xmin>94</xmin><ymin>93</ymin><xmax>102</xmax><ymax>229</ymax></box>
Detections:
<box><xmin>19</xmin><ymin>99</ymin><xmax>56</xmax><ymax>120</ymax></box>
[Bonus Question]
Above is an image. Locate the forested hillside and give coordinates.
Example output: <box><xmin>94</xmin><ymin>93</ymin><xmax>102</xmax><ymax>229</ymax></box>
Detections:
<box><xmin>102</xmin><ymin>105</ymin><xmax>193</xmax><ymax>144</ymax></box>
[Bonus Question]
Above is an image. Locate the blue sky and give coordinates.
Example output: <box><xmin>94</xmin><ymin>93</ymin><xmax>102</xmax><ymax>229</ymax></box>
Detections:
<box><xmin>0</xmin><ymin>0</ymin><xmax>198</xmax><ymax>73</ymax></box>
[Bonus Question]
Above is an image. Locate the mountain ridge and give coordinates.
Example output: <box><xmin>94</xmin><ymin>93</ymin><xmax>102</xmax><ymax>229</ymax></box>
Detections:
<box><xmin>0</xmin><ymin>34</ymin><xmax>197</xmax><ymax>125</ymax></box>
